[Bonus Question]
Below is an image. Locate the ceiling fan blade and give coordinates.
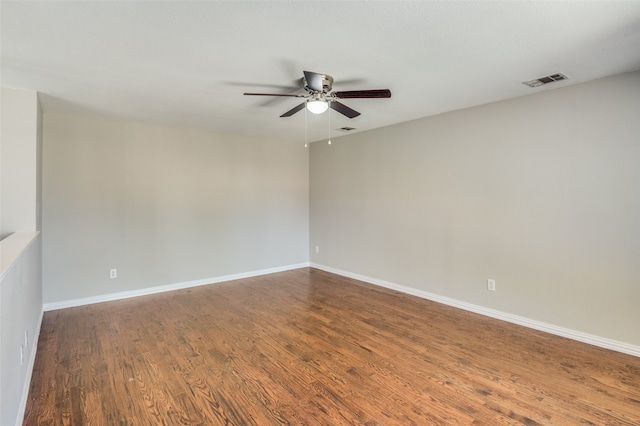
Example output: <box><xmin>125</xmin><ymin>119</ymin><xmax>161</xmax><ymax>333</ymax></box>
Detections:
<box><xmin>330</xmin><ymin>101</ymin><xmax>361</xmax><ymax>118</ymax></box>
<box><xmin>244</xmin><ymin>92</ymin><xmax>306</xmax><ymax>97</ymax></box>
<box><xmin>332</xmin><ymin>89</ymin><xmax>391</xmax><ymax>99</ymax></box>
<box><xmin>303</xmin><ymin>71</ymin><xmax>324</xmax><ymax>92</ymax></box>
<box><xmin>280</xmin><ymin>102</ymin><xmax>307</xmax><ymax>117</ymax></box>
<box><xmin>228</xmin><ymin>82</ymin><xmax>300</xmax><ymax>90</ymax></box>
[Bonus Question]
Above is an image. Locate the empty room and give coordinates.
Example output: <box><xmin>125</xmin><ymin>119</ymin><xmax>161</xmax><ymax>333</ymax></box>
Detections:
<box><xmin>1</xmin><ymin>2</ymin><xmax>639</xmax><ymax>425</ymax></box>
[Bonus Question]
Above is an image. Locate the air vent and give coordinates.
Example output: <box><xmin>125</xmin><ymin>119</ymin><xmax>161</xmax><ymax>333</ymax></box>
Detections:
<box><xmin>523</xmin><ymin>73</ymin><xmax>569</xmax><ymax>88</ymax></box>
<box><xmin>337</xmin><ymin>127</ymin><xmax>356</xmax><ymax>132</ymax></box>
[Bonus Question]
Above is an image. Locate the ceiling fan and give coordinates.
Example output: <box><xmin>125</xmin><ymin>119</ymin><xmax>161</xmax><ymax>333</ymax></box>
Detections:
<box><xmin>244</xmin><ymin>70</ymin><xmax>391</xmax><ymax>118</ymax></box>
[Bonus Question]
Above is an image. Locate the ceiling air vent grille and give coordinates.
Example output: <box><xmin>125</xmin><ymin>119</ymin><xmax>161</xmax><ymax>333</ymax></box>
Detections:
<box><xmin>337</xmin><ymin>127</ymin><xmax>356</xmax><ymax>132</ymax></box>
<box><xmin>523</xmin><ymin>73</ymin><xmax>569</xmax><ymax>88</ymax></box>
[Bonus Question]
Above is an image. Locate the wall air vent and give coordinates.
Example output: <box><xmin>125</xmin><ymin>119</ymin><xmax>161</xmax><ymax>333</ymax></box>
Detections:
<box><xmin>523</xmin><ymin>73</ymin><xmax>569</xmax><ymax>88</ymax></box>
<box><xmin>337</xmin><ymin>127</ymin><xmax>356</xmax><ymax>132</ymax></box>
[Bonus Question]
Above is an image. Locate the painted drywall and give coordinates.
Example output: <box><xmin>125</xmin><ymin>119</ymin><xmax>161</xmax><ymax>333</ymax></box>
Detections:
<box><xmin>43</xmin><ymin>114</ymin><xmax>309</xmax><ymax>304</ymax></box>
<box><xmin>1</xmin><ymin>88</ymin><xmax>42</xmax><ymax>238</ymax></box>
<box><xmin>0</xmin><ymin>232</ymin><xmax>42</xmax><ymax>426</ymax></box>
<box><xmin>0</xmin><ymin>88</ymin><xmax>43</xmax><ymax>426</ymax></box>
<box><xmin>310</xmin><ymin>71</ymin><xmax>640</xmax><ymax>346</ymax></box>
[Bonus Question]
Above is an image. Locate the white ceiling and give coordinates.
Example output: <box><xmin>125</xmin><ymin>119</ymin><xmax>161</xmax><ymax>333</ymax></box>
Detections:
<box><xmin>2</xmin><ymin>1</ymin><xmax>640</xmax><ymax>143</ymax></box>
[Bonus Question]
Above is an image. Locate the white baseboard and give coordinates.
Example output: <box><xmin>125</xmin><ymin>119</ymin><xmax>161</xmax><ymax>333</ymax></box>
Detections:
<box><xmin>310</xmin><ymin>263</ymin><xmax>640</xmax><ymax>358</ymax></box>
<box><xmin>16</xmin><ymin>308</ymin><xmax>44</xmax><ymax>426</ymax></box>
<box><xmin>43</xmin><ymin>262</ymin><xmax>310</xmax><ymax>312</ymax></box>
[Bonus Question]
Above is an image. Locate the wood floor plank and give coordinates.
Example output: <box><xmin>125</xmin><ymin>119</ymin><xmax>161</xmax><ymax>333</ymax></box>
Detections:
<box><xmin>23</xmin><ymin>268</ymin><xmax>640</xmax><ymax>425</ymax></box>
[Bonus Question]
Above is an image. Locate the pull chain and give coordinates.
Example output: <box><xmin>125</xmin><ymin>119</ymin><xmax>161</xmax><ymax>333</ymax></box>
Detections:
<box><xmin>304</xmin><ymin>106</ymin><xmax>308</xmax><ymax>148</ymax></box>
<box><xmin>328</xmin><ymin>106</ymin><xmax>332</xmax><ymax>145</ymax></box>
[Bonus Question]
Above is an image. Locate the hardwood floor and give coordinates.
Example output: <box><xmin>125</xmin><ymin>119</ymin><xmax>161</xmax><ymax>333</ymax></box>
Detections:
<box><xmin>24</xmin><ymin>268</ymin><xmax>640</xmax><ymax>425</ymax></box>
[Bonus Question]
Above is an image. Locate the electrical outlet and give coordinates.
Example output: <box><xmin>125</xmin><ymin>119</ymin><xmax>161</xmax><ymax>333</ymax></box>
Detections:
<box><xmin>487</xmin><ymin>279</ymin><xmax>496</xmax><ymax>292</ymax></box>
<box><xmin>315</xmin><ymin>246</ymin><xmax>319</xmax><ymax>254</ymax></box>
<box><xmin>20</xmin><ymin>345</ymin><xmax>24</xmax><ymax>365</ymax></box>
<box><xmin>109</xmin><ymin>268</ymin><xmax>117</xmax><ymax>279</ymax></box>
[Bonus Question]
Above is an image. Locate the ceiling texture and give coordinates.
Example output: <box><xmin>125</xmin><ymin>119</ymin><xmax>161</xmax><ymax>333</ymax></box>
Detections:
<box><xmin>2</xmin><ymin>1</ymin><xmax>640</xmax><ymax>143</ymax></box>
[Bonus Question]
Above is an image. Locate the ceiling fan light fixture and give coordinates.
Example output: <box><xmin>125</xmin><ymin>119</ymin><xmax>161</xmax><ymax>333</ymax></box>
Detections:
<box><xmin>244</xmin><ymin>70</ymin><xmax>391</xmax><ymax>118</ymax></box>
<box><xmin>306</xmin><ymin>99</ymin><xmax>328</xmax><ymax>114</ymax></box>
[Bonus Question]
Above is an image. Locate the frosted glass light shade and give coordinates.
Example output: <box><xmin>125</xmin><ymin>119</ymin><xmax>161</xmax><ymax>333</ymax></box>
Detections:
<box><xmin>307</xmin><ymin>100</ymin><xmax>329</xmax><ymax>114</ymax></box>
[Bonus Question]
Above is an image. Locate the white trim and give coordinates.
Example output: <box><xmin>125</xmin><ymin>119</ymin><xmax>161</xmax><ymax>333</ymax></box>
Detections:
<box><xmin>310</xmin><ymin>263</ymin><xmax>640</xmax><ymax>358</ymax></box>
<box><xmin>16</xmin><ymin>308</ymin><xmax>44</xmax><ymax>426</ymax></box>
<box><xmin>43</xmin><ymin>262</ymin><xmax>310</xmax><ymax>311</ymax></box>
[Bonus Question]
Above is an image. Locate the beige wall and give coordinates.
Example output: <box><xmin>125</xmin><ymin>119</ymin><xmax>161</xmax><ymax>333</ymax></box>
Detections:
<box><xmin>310</xmin><ymin>71</ymin><xmax>640</xmax><ymax>346</ymax></box>
<box><xmin>1</xmin><ymin>87</ymin><xmax>42</xmax><ymax>238</ymax></box>
<box><xmin>43</xmin><ymin>114</ymin><xmax>309</xmax><ymax>304</ymax></box>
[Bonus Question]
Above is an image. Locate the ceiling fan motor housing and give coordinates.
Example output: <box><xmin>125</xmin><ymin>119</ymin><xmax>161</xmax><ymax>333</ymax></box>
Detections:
<box><xmin>304</xmin><ymin>73</ymin><xmax>334</xmax><ymax>93</ymax></box>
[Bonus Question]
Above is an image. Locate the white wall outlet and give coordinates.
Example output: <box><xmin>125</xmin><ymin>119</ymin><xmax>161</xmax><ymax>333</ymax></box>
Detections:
<box><xmin>487</xmin><ymin>279</ymin><xmax>496</xmax><ymax>292</ymax></box>
<box><xmin>315</xmin><ymin>246</ymin><xmax>319</xmax><ymax>254</ymax></box>
<box><xmin>20</xmin><ymin>345</ymin><xmax>24</xmax><ymax>365</ymax></box>
<box><xmin>109</xmin><ymin>268</ymin><xmax>117</xmax><ymax>279</ymax></box>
